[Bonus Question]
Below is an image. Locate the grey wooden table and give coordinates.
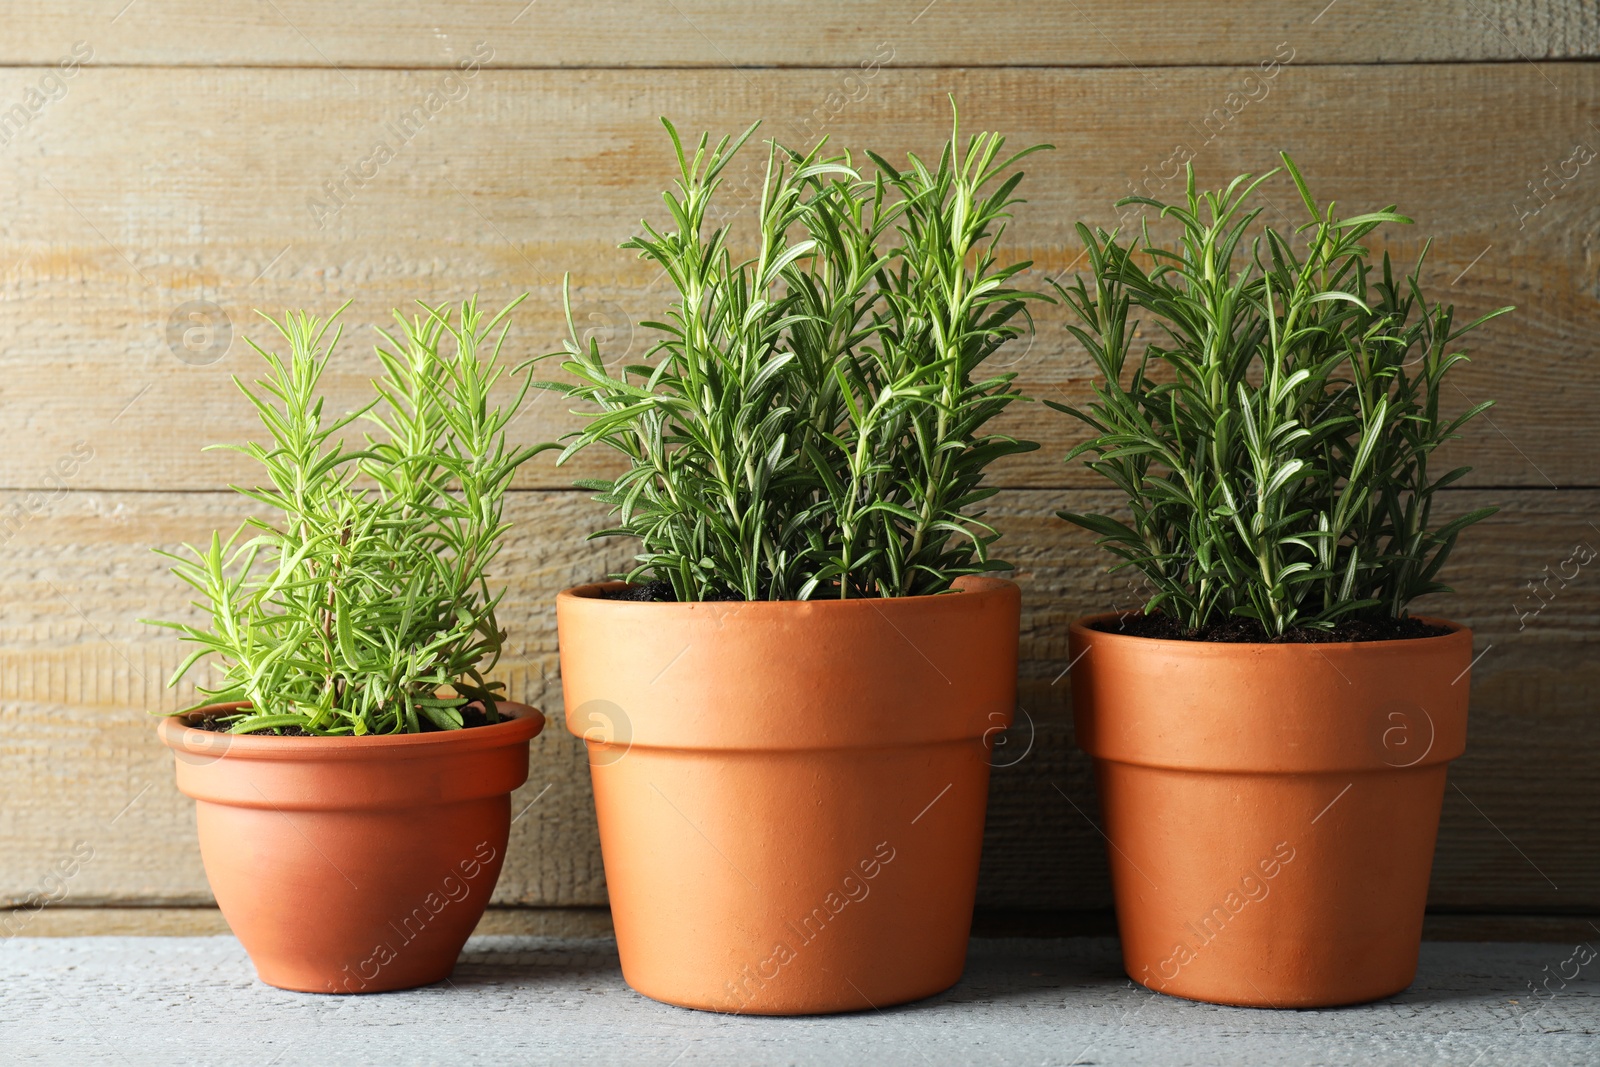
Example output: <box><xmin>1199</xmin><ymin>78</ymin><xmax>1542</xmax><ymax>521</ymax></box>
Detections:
<box><xmin>1</xmin><ymin>936</ymin><xmax>1594</xmax><ymax>1065</ymax></box>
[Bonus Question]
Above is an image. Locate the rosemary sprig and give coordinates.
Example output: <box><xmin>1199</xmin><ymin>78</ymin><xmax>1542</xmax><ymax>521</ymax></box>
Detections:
<box><xmin>147</xmin><ymin>297</ymin><xmax>545</xmax><ymax>734</ymax></box>
<box><xmin>546</xmin><ymin>108</ymin><xmax>1047</xmax><ymax>600</ymax></box>
<box><xmin>1054</xmin><ymin>156</ymin><xmax>1511</xmax><ymax>635</ymax></box>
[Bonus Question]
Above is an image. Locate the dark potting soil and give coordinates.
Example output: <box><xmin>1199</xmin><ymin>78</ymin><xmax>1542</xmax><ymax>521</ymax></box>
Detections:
<box><xmin>185</xmin><ymin>701</ymin><xmax>501</xmax><ymax>736</ymax></box>
<box><xmin>599</xmin><ymin>580</ymin><xmax>745</xmax><ymax>602</ymax></box>
<box><xmin>189</xmin><ymin>716</ymin><xmax>313</xmax><ymax>736</ymax></box>
<box><xmin>1092</xmin><ymin>613</ymin><xmax>1452</xmax><ymax>644</ymax></box>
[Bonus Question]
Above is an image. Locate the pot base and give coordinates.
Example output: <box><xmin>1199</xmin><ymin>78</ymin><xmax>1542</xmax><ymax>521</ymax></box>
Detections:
<box><xmin>1069</xmin><ymin>614</ymin><xmax>1471</xmax><ymax>1011</ymax></box>
<box><xmin>1127</xmin><ymin>973</ymin><xmax>1413</xmax><ymax>1010</ymax></box>
<box><xmin>161</xmin><ymin>704</ymin><xmax>543</xmax><ymax>995</ymax></box>
<box><xmin>623</xmin><ymin>971</ymin><xmax>964</xmax><ymax>1016</ymax></box>
<box><xmin>559</xmin><ymin>577</ymin><xmax>1021</xmax><ymax>1016</ymax></box>
<box><xmin>198</xmin><ymin>799</ymin><xmax>512</xmax><ymax>995</ymax></box>
<box><xmin>1100</xmin><ymin>761</ymin><xmax>1447</xmax><ymax>1010</ymax></box>
<box><xmin>595</xmin><ymin>742</ymin><xmax>990</xmax><ymax>1016</ymax></box>
<box><xmin>255</xmin><ymin>955</ymin><xmax>459</xmax><ymax>995</ymax></box>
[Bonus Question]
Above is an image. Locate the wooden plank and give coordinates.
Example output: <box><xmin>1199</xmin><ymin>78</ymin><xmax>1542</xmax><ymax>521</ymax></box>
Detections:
<box><xmin>0</xmin><ymin>490</ymin><xmax>628</xmax><ymax>908</ymax></box>
<box><xmin>0</xmin><ymin>65</ymin><xmax>1594</xmax><ymax>490</ymax></box>
<box><xmin>5</xmin><ymin>905</ymin><xmax>615</xmax><ymax>937</ymax></box>
<box><xmin>2</xmin><ymin>2</ymin><xmax>1596</xmax><ymax>67</ymax></box>
<box><xmin>5</xmin><ymin>939</ymin><xmax>1586</xmax><ymax>1064</ymax></box>
<box><xmin>2</xmin><ymin>907</ymin><xmax>234</xmax><ymax>937</ymax></box>
<box><xmin>1</xmin><ymin>488</ymin><xmax>1594</xmax><ymax>912</ymax></box>
<box><xmin>998</xmin><ymin>488</ymin><xmax>1600</xmax><ymax>914</ymax></box>
<box><xmin>18</xmin><ymin>907</ymin><xmax>1592</xmax><ymax>943</ymax></box>
<box><xmin>970</xmin><ymin>910</ymin><xmax>1600</xmax><ymax>944</ymax></box>
<box><xmin>1420</xmin><ymin>913</ymin><xmax>1600</xmax><ymax>943</ymax></box>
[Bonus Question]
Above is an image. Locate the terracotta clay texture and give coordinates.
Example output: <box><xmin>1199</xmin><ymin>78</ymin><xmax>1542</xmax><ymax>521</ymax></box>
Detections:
<box><xmin>158</xmin><ymin>703</ymin><xmax>544</xmax><ymax>993</ymax></box>
<box><xmin>557</xmin><ymin>575</ymin><xmax>1019</xmax><ymax>1015</ymax></box>
<box><xmin>1068</xmin><ymin>614</ymin><xmax>1472</xmax><ymax>1008</ymax></box>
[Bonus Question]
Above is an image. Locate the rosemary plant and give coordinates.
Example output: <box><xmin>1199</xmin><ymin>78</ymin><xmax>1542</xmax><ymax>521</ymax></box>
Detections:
<box><xmin>1054</xmin><ymin>157</ymin><xmax>1511</xmax><ymax>636</ymax></box>
<box><xmin>547</xmin><ymin>112</ymin><xmax>1045</xmax><ymax>600</ymax></box>
<box><xmin>148</xmin><ymin>297</ymin><xmax>542</xmax><ymax>735</ymax></box>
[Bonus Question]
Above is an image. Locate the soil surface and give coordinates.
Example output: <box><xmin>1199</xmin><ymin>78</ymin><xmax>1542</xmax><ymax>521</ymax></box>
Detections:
<box><xmin>1091</xmin><ymin>613</ymin><xmax>1452</xmax><ymax>643</ymax></box>
<box><xmin>189</xmin><ymin>717</ymin><xmax>311</xmax><ymax>736</ymax></box>
<box><xmin>599</xmin><ymin>580</ymin><xmax>745</xmax><ymax>602</ymax></box>
<box><xmin>186</xmin><ymin>700</ymin><xmax>502</xmax><ymax>736</ymax></box>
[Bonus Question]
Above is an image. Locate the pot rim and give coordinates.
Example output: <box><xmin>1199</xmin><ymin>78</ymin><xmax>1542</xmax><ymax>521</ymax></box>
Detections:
<box><xmin>557</xmin><ymin>573</ymin><xmax>1015</xmax><ymax>611</ymax></box>
<box><xmin>157</xmin><ymin>700</ymin><xmax>544</xmax><ymax>761</ymax></box>
<box><xmin>557</xmin><ymin>574</ymin><xmax>1021</xmax><ymax>749</ymax></box>
<box><xmin>1069</xmin><ymin>611</ymin><xmax>1469</xmax><ymax>653</ymax></box>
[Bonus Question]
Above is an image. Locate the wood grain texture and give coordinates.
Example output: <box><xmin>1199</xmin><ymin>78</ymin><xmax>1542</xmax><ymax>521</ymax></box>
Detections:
<box><xmin>1</xmin><ymin>1</ymin><xmax>1596</xmax><ymax>67</ymax></box>
<box><xmin>1</xmin><ymin>489</ymin><xmax>1594</xmax><ymax>912</ymax></box>
<box><xmin>0</xmin><ymin>15</ymin><xmax>1592</xmax><ymax>927</ymax></box>
<box><xmin>15</xmin><ymin>907</ymin><xmax>1593</xmax><ymax>943</ymax></box>
<box><xmin>0</xmin><ymin>65</ymin><xmax>1594</xmax><ymax>491</ymax></box>
<box><xmin>3</xmin><ymin>905</ymin><xmax>615</xmax><ymax>937</ymax></box>
<box><xmin>6</xmin><ymin>939</ymin><xmax>1590</xmax><ymax>1066</ymax></box>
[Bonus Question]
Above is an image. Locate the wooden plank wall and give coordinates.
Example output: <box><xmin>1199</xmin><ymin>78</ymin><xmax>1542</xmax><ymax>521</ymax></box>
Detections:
<box><xmin>2</xmin><ymin>2</ymin><xmax>1596</xmax><ymax>929</ymax></box>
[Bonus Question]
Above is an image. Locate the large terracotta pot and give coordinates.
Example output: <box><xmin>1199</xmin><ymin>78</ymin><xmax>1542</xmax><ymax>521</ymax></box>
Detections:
<box><xmin>158</xmin><ymin>702</ymin><xmax>544</xmax><ymax>993</ymax></box>
<box><xmin>557</xmin><ymin>575</ymin><xmax>1019</xmax><ymax>1014</ymax></box>
<box><xmin>1068</xmin><ymin>614</ymin><xmax>1471</xmax><ymax>1008</ymax></box>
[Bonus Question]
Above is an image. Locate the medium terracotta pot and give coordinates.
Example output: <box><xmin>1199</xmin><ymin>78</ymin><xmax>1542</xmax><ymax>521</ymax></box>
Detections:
<box><xmin>1068</xmin><ymin>614</ymin><xmax>1471</xmax><ymax>1008</ymax></box>
<box><xmin>158</xmin><ymin>702</ymin><xmax>544</xmax><ymax>993</ymax></box>
<box><xmin>557</xmin><ymin>575</ymin><xmax>1019</xmax><ymax>1014</ymax></box>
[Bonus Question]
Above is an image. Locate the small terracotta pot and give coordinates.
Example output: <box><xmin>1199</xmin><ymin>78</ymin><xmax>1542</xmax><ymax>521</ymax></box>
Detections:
<box><xmin>557</xmin><ymin>575</ymin><xmax>1019</xmax><ymax>1014</ymax></box>
<box><xmin>1068</xmin><ymin>614</ymin><xmax>1471</xmax><ymax>1008</ymax></box>
<box><xmin>158</xmin><ymin>702</ymin><xmax>543</xmax><ymax>993</ymax></box>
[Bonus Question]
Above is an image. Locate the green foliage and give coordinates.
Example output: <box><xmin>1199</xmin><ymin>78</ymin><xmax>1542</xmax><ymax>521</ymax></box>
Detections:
<box><xmin>1053</xmin><ymin>157</ymin><xmax>1511</xmax><ymax>635</ymax></box>
<box><xmin>147</xmin><ymin>297</ymin><xmax>544</xmax><ymax>735</ymax></box>
<box><xmin>545</xmin><ymin>109</ymin><xmax>1046</xmax><ymax>600</ymax></box>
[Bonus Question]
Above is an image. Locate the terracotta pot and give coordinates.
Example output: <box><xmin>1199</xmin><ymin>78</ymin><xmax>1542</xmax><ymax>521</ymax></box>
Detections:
<box><xmin>1068</xmin><ymin>614</ymin><xmax>1471</xmax><ymax>1008</ymax></box>
<box><xmin>158</xmin><ymin>702</ymin><xmax>544</xmax><ymax>993</ymax></box>
<box><xmin>557</xmin><ymin>575</ymin><xmax>1019</xmax><ymax>1014</ymax></box>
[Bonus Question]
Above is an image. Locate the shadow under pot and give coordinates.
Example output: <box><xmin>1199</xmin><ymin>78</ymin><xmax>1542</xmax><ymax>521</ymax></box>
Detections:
<box><xmin>158</xmin><ymin>702</ymin><xmax>544</xmax><ymax>993</ymax></box>
<box><xmin>1068</xmin><ymin>614</ymin><xmax>1471</xmax><ymax>1008</ymax></box>
<box><xmin>557</xmin><ymin>575</ymin><xmax>1019</xmax><ymax>1015</ymax></box>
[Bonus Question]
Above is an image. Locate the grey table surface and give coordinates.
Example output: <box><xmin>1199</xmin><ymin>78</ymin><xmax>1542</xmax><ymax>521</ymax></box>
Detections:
<box><xmin>1</xmin><ymin>936</ymin><xmax>1595</xmax><ymax>1066</ymax></box>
